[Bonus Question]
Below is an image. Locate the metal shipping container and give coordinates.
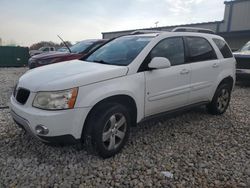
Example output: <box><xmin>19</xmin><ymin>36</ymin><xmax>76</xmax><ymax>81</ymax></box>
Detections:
<box><xmin>0</xmin><ymin>46</ymin><xmax>29</xmax><ymax>67</ymax></box>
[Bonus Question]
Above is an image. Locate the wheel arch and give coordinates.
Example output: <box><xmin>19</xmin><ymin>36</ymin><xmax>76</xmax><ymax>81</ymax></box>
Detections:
<box><xmin>218</xmin><ymin>76</ymin><xmax>234</xmax><ymax>91</ymax></box>
<box><xmin>81</xmin><ymin>94</ymin><xmax>138</xmax><ymax>140</ymax></box>
<box><xmin>209</xmin><ymin>75</ymin><xmax>234</xmax><ymax>101</ymax></box>
<box><xmin>207</xmin><ymin>76</ymin><xmax>233</xmax><ymax>115</ymax></box>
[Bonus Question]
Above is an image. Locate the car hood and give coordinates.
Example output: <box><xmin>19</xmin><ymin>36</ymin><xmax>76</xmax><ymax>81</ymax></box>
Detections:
<box><xmin>233</xmin><ymin>51</ymin><xmax>250</xmax><ymax>58</ymax></box>
<box><xmin>18</xmin><ymin>60</ymin><xmax>129</xmax><ymax>92</ymax></box>
<box><xmin>30</xmin><ymin>50</ymin><xmax>40</xmax><ymax>53</ymax></box>
<box><xmin>31</xmin><ymin>51</ymin><xmax>81</xmax><ymax>60</ymax></box>
<box><xmin>29</xmin><ymin>50</ymin><xmax>41</xmax><ymax>55</ymax></box>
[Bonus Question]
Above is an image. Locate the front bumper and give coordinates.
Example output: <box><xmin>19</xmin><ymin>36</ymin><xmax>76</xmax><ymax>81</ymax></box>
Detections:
<box><xmin>11</xmin><ymin>109</ymin><xmax>40</xmax><ymax>139</ymax></box>
<box><xmin>10</xmin><ymin>95</ymin><xmax>91</xmax><ymax>143</ymax></box>
<box><xmin>236</xmin><ymin>69</ymin><xmax>250</xmax><ymax>80</ymax></box>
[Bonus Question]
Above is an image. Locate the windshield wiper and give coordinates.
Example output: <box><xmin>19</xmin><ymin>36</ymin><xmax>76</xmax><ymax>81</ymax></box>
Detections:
<box><xmin>92</xmin><ymin>59</ymin><xmax>110</xmax><ymax>65</ymax></box>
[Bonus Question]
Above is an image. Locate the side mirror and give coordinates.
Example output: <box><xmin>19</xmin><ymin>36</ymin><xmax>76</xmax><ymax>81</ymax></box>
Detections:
<box><xmin>148</xmin><ymin>57</ymin><xmax>171</xmax><ymax>69</ymax></box>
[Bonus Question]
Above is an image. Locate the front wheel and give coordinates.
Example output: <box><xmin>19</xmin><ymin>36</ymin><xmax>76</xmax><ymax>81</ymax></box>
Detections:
<box><xmin>207</xmin><ymin>84</ymin><xmax>232</xmax><ymax>115</ymax></box>
<box><xmin>84</xmin><ymin>104</ymin><xmax>130</xmax><ymax>158</ymax></box>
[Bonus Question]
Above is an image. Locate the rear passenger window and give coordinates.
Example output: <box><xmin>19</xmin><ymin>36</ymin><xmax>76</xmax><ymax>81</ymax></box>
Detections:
<box><xmin>150</xmin><ymin>37</ymin><xmax>185</xmax><ymax>66</ymax></box>
<box><xmin>213</xmin><ymin>38</ymin><xmax>233</xmax><ymax>58</ymax></box>
<box><xmin>186</xmin><ymin>37</ymin><xmax>217</xmax><ymax>62</ymax></box>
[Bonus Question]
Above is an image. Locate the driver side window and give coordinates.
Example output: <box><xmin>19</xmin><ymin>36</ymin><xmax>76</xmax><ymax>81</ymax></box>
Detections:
<box><xmin>150</xmin><ymin>37</ymin><xmax>185</xmax><ymax>66</ymax></box>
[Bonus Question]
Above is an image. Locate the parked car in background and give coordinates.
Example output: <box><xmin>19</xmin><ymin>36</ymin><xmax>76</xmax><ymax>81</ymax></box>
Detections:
<box><xmin>10</xmin><ymin>29</ymin><xmax>235</xmax><ymax>158</ymax></box>
<box><xmin>234</xmin><ymin>41</ymin><xmax>250</xmax><ymax>80</ymax></box>
<box><xmin>28</xmin><ymin>39</ymin><xmax>107</xmax><ymax>69</ymax></box>
<box><xmin>57</xmin><ymin>47</ymin><xmax>68</xmax><ymax>52</ymax></box>
<box><xmin>29</xmin><ymin>47</ymin><xmax>56</xmax><ymax>57</ymax></box>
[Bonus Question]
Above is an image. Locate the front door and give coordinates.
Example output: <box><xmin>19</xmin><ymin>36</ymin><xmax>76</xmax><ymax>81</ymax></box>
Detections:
<box><xmin>144</xmin><ymin>37</ymin><xmax>191</xmax><ymax>116</ymax></box>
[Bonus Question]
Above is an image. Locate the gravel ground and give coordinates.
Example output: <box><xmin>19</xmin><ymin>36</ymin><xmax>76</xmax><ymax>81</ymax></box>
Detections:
<box><xmin>0</xmin><ymin>68</ymin><xmax>249</xmax><ymax>187</ymax></box>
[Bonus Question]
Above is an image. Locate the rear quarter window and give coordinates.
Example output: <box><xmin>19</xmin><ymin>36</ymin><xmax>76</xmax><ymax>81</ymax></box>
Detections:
<box><xmin>212</xmin><ymin>38</ymin><xmax>233</xmax><ymax>58</ymax></box>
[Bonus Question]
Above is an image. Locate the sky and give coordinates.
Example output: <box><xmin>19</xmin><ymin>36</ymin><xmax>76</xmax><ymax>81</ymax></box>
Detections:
<box><xmin>0</xmin><ymin>0</ymin><xmax>227</xmax><ymax>47</ymax></box>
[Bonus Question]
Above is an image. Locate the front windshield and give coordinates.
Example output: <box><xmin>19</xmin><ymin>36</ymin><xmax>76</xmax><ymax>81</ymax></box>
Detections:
<box><xmin>85</xmin><ymin>36</ymin><xmax>153</xmax><ymax>66</ymax></box>
<box><xmin>38</xmin><ymin>47</ymin><xmax>46</xmax><ymax>51</ymax></box>
<box><xmin>240</xmin><ymin>41</ymin><xmax>250</xmax><ymax>52</ymax></box>
<box><xmin>70</xmin><ymin>41</ymin><xmax>94</xmax><ymax>53</ymax></box>
<box><xmin>57</xmin><ymin>47</ymin><xmax>68</xmax><ymax>52</ymax></box>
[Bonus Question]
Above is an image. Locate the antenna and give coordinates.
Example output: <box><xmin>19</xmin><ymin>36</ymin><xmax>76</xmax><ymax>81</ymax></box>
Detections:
<box><xmin>57</xmin><ymin>35</ymin><xmax>71</xmax><ymax>53</ymax></box>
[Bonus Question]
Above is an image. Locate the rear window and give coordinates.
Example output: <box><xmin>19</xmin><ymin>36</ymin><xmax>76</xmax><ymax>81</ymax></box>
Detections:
<box><xmin>70</xmin><ymin>41</ymin><xmax>94</xmax><ymax>54</ymax></box>
<box><xmin>213</xmin><ymin>38</ymin><xmax>233</xmax><ymax>58</ymax></box>
<box><xmin>239</xmin><ymin>41</ymin><xmax>250</xmax><ymax>52</ymax></box>
<box><xmin>186</xmin><ymin>37</ymin><xmax>217</xmax><ymax>63</ymax></box>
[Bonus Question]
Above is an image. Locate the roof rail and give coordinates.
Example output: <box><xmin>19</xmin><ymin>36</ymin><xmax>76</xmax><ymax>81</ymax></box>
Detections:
<box><xmin>130</xmin><ymin>30</ymin><xmax>163</xmax><ymax>35</ymax></box>
<box><xmin>172</xmin><ymin>27</ymin><xmax>215</xmax><ymax>34</ymax></box>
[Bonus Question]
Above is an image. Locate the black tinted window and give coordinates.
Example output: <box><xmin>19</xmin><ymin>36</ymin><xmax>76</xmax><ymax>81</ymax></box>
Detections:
<box><xmin>239</xmin><ymin>41</ymin><xmax>250</xmax><ymax>52</ymax></box>
<box><xmin>186</xmin><ymin>37</ymin><xmax>217</xmax><ymax>62</ymax></box>
<box><xmin>70</xmin><ymin>41</ymin><xmax>94</xmax><ymax>53</ymax></box>
<box><xmin>213</xmin><ymin>38</ymin><xmax>233</xmax><ymax>58</ymax></box>
<box><xmin>150</xmin><ymin>37</ymin><xmax>185</xmax><ymax>66</ymax></box>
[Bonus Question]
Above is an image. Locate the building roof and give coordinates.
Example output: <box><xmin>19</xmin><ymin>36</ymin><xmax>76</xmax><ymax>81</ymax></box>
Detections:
<box><xmin>224</xmin><ymin>0</ymin><xmax>250</xmax><ymax>5</ymax></box>
<box><xmin>102</xmin><ymin>21</ymin><xmax>222</xmax><ymax>34</ymax></box>
<box><xmin>102</xmin><ymin>0</ymin><xmax>250</xmax><ymax>37</ymax></box>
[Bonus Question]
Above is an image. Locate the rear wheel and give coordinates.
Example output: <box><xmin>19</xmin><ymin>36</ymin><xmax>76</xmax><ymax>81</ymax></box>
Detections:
<box><xmin>207</xmin><ymin>83</ymin><xmax>231</xmax><ymax>115</ymax></box>
<box><xmin>84</xmin><ymin>103</ymin><xmax>130</xmax><ymax>158</ymax></box>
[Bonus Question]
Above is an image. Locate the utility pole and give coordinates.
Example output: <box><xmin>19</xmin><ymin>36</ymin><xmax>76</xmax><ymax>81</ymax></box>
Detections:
<box><xmin>155</xmin><ymin>21</ymin><xmax>159</xmax><ymax>28</ymax></box>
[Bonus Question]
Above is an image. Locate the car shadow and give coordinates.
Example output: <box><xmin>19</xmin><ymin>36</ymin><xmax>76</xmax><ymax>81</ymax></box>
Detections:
<box><xmin>236</xmin><ymin>80</ymin><xmax>250</xmax><ymax>87</ymax></box>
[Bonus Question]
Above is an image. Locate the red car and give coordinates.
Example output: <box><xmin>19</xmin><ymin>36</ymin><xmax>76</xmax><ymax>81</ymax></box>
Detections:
<box><xmin>28</xmin><ymin>39</ymin><xmax>107</xmax><ymax>69</ymax></box>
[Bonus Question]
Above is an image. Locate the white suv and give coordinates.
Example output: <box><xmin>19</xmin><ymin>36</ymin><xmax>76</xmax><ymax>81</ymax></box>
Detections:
<box><xmin>10</xmin><ymin>30</ymin><xmax>236</xmax><ymax>158</ymax></box>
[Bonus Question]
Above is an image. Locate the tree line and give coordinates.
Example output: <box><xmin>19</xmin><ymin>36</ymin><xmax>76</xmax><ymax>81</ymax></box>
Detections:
<box><xmin>29</xmin><ymin>41</ymin><xmax>72</xmax><ymax>50</ymax></box>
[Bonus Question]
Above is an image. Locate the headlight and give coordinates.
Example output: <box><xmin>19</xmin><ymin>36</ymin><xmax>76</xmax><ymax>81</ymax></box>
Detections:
<box><xmin>33</xmin><ymin>88</ymin><xmax>78</xmax><ymax>110</ymax></box>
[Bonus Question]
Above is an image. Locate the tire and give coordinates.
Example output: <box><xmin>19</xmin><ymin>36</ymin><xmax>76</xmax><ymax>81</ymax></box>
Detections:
<box><xmin>207</xmin><ymin>83</ymin><xmax>232</xmax><ymax>115</ymax></box>
<box><xmin>84</xmin><ymin>103</ymin><xmax>130</xmax><ymax>158</ymax></box>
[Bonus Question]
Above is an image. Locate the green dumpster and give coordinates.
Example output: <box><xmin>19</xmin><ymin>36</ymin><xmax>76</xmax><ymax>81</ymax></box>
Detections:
<box><xmin>0</xmin><ymin>46</ymin><xmax>30</xmax><ymax>67</ymax></box>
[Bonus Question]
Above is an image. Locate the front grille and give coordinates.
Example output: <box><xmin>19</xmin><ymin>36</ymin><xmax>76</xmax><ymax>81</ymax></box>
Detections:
<box><xmin>16</xmin><ymin>88</ymin><xmax>30</xmax><ymax>105</ymax></box>
<box><xmin>236</xmin><ymin>57</ymin><xmax>250</xmax><ymax>69</ymax></box>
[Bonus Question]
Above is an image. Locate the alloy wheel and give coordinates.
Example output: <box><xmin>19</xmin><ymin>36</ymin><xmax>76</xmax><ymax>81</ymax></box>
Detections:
<box><xmin>217</xmin><ymin>88</ymin><xmax>230</xmax><ymax>112</ymax></box>
<box><xmin>102</xmin><ymin>113</ymin><xmax>127</xmax><ymax>151</ymax></box>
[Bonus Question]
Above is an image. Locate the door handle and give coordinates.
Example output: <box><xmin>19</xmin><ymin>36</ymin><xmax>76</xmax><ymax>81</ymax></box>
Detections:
<box><xmin>212</xmin><ymin>63</ymin><xmax>219</xmax><ymax>68</ymax></box>
<box><xmin>180</xmin><ymin>69</ymin><xmax>190</xmax><ymax>75</ymax></box>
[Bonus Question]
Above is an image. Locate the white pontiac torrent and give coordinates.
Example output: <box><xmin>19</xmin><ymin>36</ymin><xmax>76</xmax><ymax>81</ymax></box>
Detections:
<box><xmin>10</xmin><ymin>31</ymin><xmax>236</xmax><ymax>158</ymax></box>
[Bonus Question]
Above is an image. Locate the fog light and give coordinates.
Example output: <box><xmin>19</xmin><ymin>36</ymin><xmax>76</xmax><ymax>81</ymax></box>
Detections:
<box><xmin>35</xmin><ymin>125</ymin><xmax>49</xmax><ymax>135</ymax></box>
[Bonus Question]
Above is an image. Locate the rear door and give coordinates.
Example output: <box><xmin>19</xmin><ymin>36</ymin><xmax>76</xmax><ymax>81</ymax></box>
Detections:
<box><xmin>184</xmin><ymin>36</ymin><xmax>220</xmax><ymax>104</ymax></box>
<box><xmin>144</xmin><ymin>37</ymin><xmax>191</xmax><ymax>116</ymax></box>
